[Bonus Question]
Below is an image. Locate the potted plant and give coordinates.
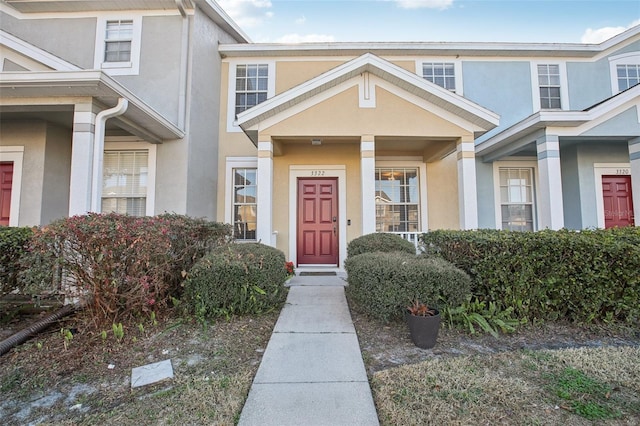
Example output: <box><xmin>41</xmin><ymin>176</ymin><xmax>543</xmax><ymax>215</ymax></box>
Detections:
<box><xmin>405</xmin><ymin>300</ymin><xmax>441</xmax><ymax>349</ymax></box>
<box><xmin>285</xmin><ymin>261</ymin><xmax>295</xmax><ymax>284</ymax></box>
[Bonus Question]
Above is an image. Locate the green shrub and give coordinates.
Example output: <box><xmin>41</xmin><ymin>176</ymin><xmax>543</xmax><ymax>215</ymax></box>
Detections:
<box><xmin>0</xmin><ymin>227</ymin><xmax>33</xmax><ymax>296</ymax></box>
<box><xmin>183</xmin><ymin>243</ymin><xmax>288</xmax><ymax>319</ymax></box>
<box><xmin>421</xmin><ymin>228</ymin><xmax>640</xmax><ymax>324</ymax></box>
<box><xmin>345</xmin><ymin>252</ymin><xmax>471</xmax><ymax>323</ymax></box>
<box><xmin>347</xmin><ymin>232</ymin><xmax>416</xmax><ymax>258</ymax></box>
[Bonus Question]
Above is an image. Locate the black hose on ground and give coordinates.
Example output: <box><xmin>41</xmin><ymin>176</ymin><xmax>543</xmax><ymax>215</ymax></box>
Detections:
<box><xmin>0</xmin><ymin>303</ymin><xmax>78</xmax><ymax>356</ymax></box>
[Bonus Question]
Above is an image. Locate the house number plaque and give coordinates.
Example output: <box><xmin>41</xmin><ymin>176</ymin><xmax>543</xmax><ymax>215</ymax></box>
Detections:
<box><xmin>310</xmin><ymin>170</ymin><xmax>326</xmax><ymax>176</ymax></box>
<box><xmin>616</xmin><ymin>169</ymin><xmax>630</xmax><ymax>175</ymax></box>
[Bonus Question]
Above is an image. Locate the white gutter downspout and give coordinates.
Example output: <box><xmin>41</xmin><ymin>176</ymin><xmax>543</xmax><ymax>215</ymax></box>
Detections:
<box><xmin>176</xmin><ymin>0</ymin><xmax>190</xmax><ymax>130</ymax></box>
<box><xmin>90</xmin><ymin>97</ymin><xmax>128</xmax><ymax>212</ymax></box>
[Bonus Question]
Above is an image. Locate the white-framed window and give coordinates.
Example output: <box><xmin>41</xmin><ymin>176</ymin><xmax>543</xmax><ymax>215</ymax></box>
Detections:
<box><xmin>416</xmin><ymin>60</ymin><xmax>463</xmax><ymax>95</ymax></box>
<box><xmin>375</xmin><ymin>167</ymin><xmax>421</xmax><ymax>232</ymax></box>
<box><xmin>531</xmin><ymin>62</ymin><xmax>568</xmax><ymax>111</ymax></box>
<box><xmin>94</xmin><ymin>16</ymin><xmax>142</xmax><ymax>75</ymax></box>
<box><xmin>608</xmin><ymin>52</ymin><xmax>640</xmax><ymax>94</ymax></box>
<box><xmin>225</xmin><ymin>158</ymin><xmax>258</xmax><ymax>240</ymax></box>
<box><xmin>102</xmin><ymin>141</ymin><xmax>156</xmax><ymax>216</ymax></box>
<box><xmin>493</xmin><ymin>161</ymin><xmax>538</xmax><ymax>231</ymax></box>
<box><xmin>226</xmin><ymin>61</ymin><xmax>275</xmax><ymax>132</ymax></box>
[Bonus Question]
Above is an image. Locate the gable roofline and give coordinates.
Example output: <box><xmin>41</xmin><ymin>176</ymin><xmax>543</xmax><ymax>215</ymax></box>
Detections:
<box><xmin>476</xmin><ymin>84</ymin><xmax>640</xmax><ymax>156</ymax></box>
<box><xmin>193</xmin><ymin>0</ymin><xmax>250</xmax><ymax>43</ymax></box>
<box><xmin>0</xmin><ymin>70</ymin><xmax>185</xmax><ymax>142</ymax></box>
<box><xmin>236</xmin><ymin>53</ymin><xmax>499</xmax><ymax>143</ymax></box>
<box><xmin>1</xmin><ymin>29</ymin><xmax>82</xmax><ymax>71</ymax></box>
<box><xmin>220</xmin><ymin>24</ymin><xmax>640</xmax><ymax>58</ymax></box>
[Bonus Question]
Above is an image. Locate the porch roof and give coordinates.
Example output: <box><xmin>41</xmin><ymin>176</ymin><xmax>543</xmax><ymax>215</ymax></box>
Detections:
<box><xmin>236</xmin><ymin>53</ymin><xmax>499</xmax><ymax>144</ymax></box>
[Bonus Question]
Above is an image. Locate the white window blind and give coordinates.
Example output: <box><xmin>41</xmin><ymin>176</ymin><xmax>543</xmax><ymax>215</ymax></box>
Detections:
<box><xmin>102</xmin><ymin>150</ymin><xmax>148</xmax><ymax>216</ymax></box>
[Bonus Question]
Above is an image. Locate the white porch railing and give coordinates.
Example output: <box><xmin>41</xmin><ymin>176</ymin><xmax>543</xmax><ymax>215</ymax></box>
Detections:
<box><xmin>389</xmin><ymin>231</ymin><xmax>423</xmax><ymax>253</ymax></box>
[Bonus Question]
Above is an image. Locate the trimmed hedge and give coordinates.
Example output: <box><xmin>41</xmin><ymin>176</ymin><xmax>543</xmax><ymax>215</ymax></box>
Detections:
<box><xmin>0</xmin><ymin>227</ymin><xmax>33</xmax><ymax>296</ymax></box>
<box><xmin>183</xmin><ymin>243</ymin><xmax>288</xmax><ymax>319</ymax></box>
<box><xmin>421</xmin><ymin>228</ymin><xmax>640</xmax><ymax>324</ymax></box>
<box><xmin>347</xmin><ymin>232</ymin><xmax>416</xmax><ymax>258</ymax></box>
<box><xmin>344</xmin><ymin>252</ymin><xmax>471</xmax><ymax>323</ymax></box>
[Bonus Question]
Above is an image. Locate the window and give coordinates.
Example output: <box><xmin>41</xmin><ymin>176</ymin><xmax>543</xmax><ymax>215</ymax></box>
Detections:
<box><xmin>102</xmin><ymin>150</ymin><xmax>148</xmax><ymax>216</ymax></box>
<box><xmin>232</xmin><ymin>168</ymin><xmax>257</xmax><ymax>240</ymax></box>
<box><xmin>537</xmin><ymin>64</ymin><xmax>562</xmax><ymax>109</ymax></box>
<box><xmin>499</xmin><ymin>168</ymin><xmax>535</xmax><ymax>231</ymax></box>
<box><xmin>104</xmin><ymin>20</ymin><xmax>133</xmax><ymax>62</ymax></box>
<box><xmin>235</xmin><ymin>64</ymin><xmax>269</xmax><ymax>115</ymax></box>
<box><xmin>422</xmin><ymin>62</ymin><xmax>456</xmax><ymax>91</ymax></box>
<box><xmin>616</xmin><ymin>64</ymin><xmax>640</xmax><ymax>91</ymax></box>
<box><xmin>375</xmin><ymin>168</ymin><xmax>420</xmax><ymax>232</ymax></box>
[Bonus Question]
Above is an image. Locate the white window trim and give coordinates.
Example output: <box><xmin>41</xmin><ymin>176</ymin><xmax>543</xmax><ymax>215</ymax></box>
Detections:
<box><xmin>225</xmin><ymin>157</ymin><xmax>258</xmax><ymax>227</ymax></box>
<box><xmin>94</xmin><ymin>16</ymin><xmax>142</xmax><ymax>76</ymax></box>
<box><xmin>608</xmin><ymin>52</ymin><xmax>640</xmax><ymax>94</ymax></box>
<box><xmin>226</xmin><ymin>60</ymin><xmax>276</xmax><ymax>133</ymax></box>
<box><xmin>415</xmin><ymin>59</ymin><xmax>463</xmax><ymax>96</ymax></box>
<box><xmin>594</xmin><ymin>163</ymin><xmax>631</xmax><ymax>229</ymax></box>
<box><xmin>375</xmin><ymin>160</ymin><xmax>429</xmax><ymax>232</ymax></box>
<box><xmin>493</xmin><ymin>159</ymin><xmax>540</xmax><ymax>231</ymax></box>
<box><xmin>530</xmin><ymin>61</ymin><xmax>569</xmax><ymax>111</ymax></box>
<box><xmin>0</xmin><ymin>146</ymin><xmax>24</xmax><ymax>227</ymax></box>
<box><xmin>103</xmin><ymin>140</ymin><xmax>156</xmax><ymax>216</ymax></box>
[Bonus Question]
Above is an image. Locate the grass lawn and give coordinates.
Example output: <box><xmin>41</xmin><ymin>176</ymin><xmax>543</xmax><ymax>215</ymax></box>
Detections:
<box><xmin>371</xmin><ymin>345</ymin><xmax>640</xmax><ymax>425</ymax></box>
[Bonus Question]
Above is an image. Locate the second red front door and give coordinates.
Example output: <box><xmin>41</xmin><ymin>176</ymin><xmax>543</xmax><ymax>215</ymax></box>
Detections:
<box><xmin>602</xmin><ymin>175</ymin><xmax>634</xmax><ymax>228</ymax></box>
<box><xmin>297</xmin><ymin>178</ymin><xmax>339</xmax><ymax>265</ymax></box>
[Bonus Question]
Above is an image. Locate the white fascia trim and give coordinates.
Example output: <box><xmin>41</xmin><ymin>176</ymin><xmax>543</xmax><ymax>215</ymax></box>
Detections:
<box><xmin>224</xmin><ymin>157</ymin><xmax>258</xmax><ymax>225</ymax></box>
<box><xmin>94</xmin><ymin>15</ymin><xmax>143</xmax><ymax>76</ymax></box>
<box><xmin>530</xmin><ymin>60</ymin><xmax>570</xmax><ymax>111</ymax></box>
<box><xmin>593</xmin><ymin>163</ymin><xmax>632</xmax><ymax>228</ymax></box>
<box><xmin>608</xmin><ymin>51</ymin><xmax>640</xmax><ymax>94</ymax></box>
<box><xmin>237</xmin><ymin>53</ymin><xmax>498</xmax><ymax>131</ymax></box>
<box><xmin>226</xmin><ymin>60</ymin><xmax>276</xmax><ymax>133</ymax></box>
<box><xmin>414</xmin><ymin>58</ymin><xmax>463</xmax><ymax>96</ymax></box>
<box><xmin>104</xmin><ymin>140</ymin><xmax>157</xmax><ymax>216</ymax></box>
<box><xmin>492</xmin><ymin>159</ymin><xmax>540</xmax><ymax>231</ymax></box>
<box><xmin>0</xmin><ymin>146</ymin><xmax>24</xmax><ymax>226</ymax></box>
<box><xmin>0</xmin><ymin>30</ymin><xmax>82</xmax><ymax>71</ymax></box>
<box><xmin>195</xmin><ymin>0</ymin><xmax>251</xmax><ymax>43</ymax></box>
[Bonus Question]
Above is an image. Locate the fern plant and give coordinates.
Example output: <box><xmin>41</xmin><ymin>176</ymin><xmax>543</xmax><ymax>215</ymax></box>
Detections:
<box><xmin>442</xmin><ymin>296</ymin><xmax>525</xmax><ymax>337</ymax></box>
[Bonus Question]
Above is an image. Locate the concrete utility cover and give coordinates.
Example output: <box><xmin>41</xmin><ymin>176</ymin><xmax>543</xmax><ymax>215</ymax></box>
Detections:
<box><xmin>131</xmin><ymin>359</ymin><xmax>174</xmax><ymax>388</ymax></box>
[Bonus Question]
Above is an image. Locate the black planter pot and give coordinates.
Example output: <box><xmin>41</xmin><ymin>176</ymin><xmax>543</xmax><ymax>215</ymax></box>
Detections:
<box><xmin>405</xmin><ymin>309</ymin><xmax>441</xmax><ymax>349</ymax></box>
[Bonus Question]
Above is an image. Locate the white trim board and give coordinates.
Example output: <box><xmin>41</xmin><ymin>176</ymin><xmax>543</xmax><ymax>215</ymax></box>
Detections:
<box><xmin>0</xmin><ymin>146</ymin><xmax>24</xmax><ymax>227</ymax></box>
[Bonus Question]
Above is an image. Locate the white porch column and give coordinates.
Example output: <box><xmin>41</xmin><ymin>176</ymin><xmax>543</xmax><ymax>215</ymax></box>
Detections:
<box><xmin>536</xmin><ymin>134</ymin><xmax>564</xmax><ymax>230</ymax></box>
<box><xmin>456</xmin><ymin>136</ymin><xmax>478</xmax><ymax>230</ymax></box>
<box><xmin>629</xmin><ymin>137</ymin><xmax>640</xmax><ymax>227</ymax></box>
<box><xmin>256</xmin><ymin>138</ymin><xmax>274</xmax><ymax>246</ymax></box>
<box><xmin>68</xmin><ymin>103</ymin><xmax>96</xmax><ymax>216</ymax></box>
<box><xmin>361</xmin><ymin>135</ymin><xmax>376</xmax><ymax>235</ymax></box>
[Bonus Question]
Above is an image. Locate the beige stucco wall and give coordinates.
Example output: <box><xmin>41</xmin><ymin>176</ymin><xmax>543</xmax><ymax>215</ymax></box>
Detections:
<box><xmin>0</xmin><ymin>121</ymin><xmax>47</xmax><ymax>226</ymax></box>
<box><xmin>426</xmin><ymin>151</ymin><xmax>460</xmax><ymax>230</ymax></box>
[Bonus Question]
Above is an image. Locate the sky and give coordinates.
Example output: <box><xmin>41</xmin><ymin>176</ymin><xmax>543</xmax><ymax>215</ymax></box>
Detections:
<box><xmin>216</xmin><ymin>0</ymin><xmax>640</xmax><ymax>44</ymax></box>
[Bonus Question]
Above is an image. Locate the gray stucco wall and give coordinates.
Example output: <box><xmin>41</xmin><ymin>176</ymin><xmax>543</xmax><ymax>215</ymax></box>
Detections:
<box><xmin>560</xmin><ymin>145</ymin><xmax>582</xmax><ymax>229</ymax></box>
<box><xmin>41</xmin><ymin>124</ymin><xmax>72</xmax><ymax>224</ymax></box>
<box><xmin>475</xmin><ymin>158</ymin><xmax>496</xmax><ymax>229</ymax></box>
<box><xmin>0</xmin><ymin>11</ymin><xmax>95</xmax><ymax>68</ymax></box>
<box><xmin>566</xmin><ymin>57</ymin><xmax>612</xmax><ymax>110</ymax></box>
<box><xmin>584</xmin><ymin>107</ymin><xmax>640</xmax><ymax>137</ymax></box>
<box><xmin>155</xmin><ymin>139</ymin><xmax>188</xmax><ymax>215</ymax></box>
<box><xmin>464</xmin><ymin>61</ymin><xmax>533</xmax><ymax>143</ymax></box>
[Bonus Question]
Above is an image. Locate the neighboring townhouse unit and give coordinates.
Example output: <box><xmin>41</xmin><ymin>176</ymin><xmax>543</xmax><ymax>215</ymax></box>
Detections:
<box><xmin>218</xmin><ymin>27</ymin><xmax>640</xmax><ymax>268</ymax></box>
<box><xmin>1</xmin><ymin>0</ymin><xmax>638</xmax><ymax>271</ymax></box>
<box><xmin>0</xmin><ymin>0</ymin><xmax>248</xmax><ymax>226</ymax></box>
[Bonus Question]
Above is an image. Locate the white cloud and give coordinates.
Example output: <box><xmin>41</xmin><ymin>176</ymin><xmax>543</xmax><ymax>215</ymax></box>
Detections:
<box><xmin>217</xmin><ymin>0</ymin><xmax>274</xmax><ymax>28</ymax></box>
<box><xmin>295</xmin><ymin>15</ymin><xmax>306</xmax><ymax>25</ymax></box>
<box><xmin>395</xmin><ymin>0</ymin><xmax>453</xmax><ymax>10</ymax></box>
<box><xmin>276</xmin><ymin>33</ymin><xmax>336</xmax><ymax>43</ymax></box>
<box><xmin>581</xmin><ymin>20</ymin><xmax>640</xmax><ymax>44</ymax></box>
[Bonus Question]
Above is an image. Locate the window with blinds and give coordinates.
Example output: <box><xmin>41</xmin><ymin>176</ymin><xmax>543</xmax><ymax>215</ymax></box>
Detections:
<box><xmin>499</xmin><ymin>167</ymin><xmax>535</xmax><ymax>231</ymax></box>
<box><xmin>102</xmin><ymin>150</ymin><xmax>148</xmax><ymax>216</ymax></box>
<box><xmin>104</xmin><ymin>20</ymin><xmax>133</xmax><ymax>63</ymax></box>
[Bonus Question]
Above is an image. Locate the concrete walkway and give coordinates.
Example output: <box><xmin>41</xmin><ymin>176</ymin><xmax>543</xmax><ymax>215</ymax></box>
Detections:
<box><xmin>238</xmin><ymin>275</ymin><xmax>380</xmax><ymax>426</ymax></box>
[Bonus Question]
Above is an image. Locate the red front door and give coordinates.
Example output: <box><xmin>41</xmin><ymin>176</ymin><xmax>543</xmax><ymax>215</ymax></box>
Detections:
<box><xmin>1</xmin><ymin>162</ymin><xmax>14</xmax><ymax>226</ymax></box>
<box><xmin>297</xmin><ymin>178</ymin><xmax>339</xmax><ymax>265</ymax></box>
<box><xmin>602</xmin><ymin>175</ymin><xmax>634</xmax><ymax>228</ymax></box>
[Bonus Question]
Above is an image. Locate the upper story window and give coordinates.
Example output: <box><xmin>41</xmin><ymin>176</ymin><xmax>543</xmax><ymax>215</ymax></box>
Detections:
<box><xmin>537</xmin><ymin>64</ymin><xmax>562</xmax><ymax>109</ymax></box>
<box><xmin>616</xmin><ymin>64</ymin><xmax>640</xmax><ymax>91</ymax></box>
<box><xmin>94</xmin><ymin>16</ymin><xmax>142</xmax><ymax>76</ymax></box>
<box><xmin>104</xmin><ymin>20</ymin><xmax>133</xmax><ymax>63</ymax></box>
<box><xmin>235</xmin><ymin>64</ymin><xmax>269</xmax><ymax>115</ymax></box>
<box><xmin>421</xmin><ymin>62</ymin><xmax>456</xmax><ymax>91</ymax></box>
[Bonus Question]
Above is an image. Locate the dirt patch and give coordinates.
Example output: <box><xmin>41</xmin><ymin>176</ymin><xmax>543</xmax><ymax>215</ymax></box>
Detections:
<box><xmin>350</xmin><ymin>308</ymin><xmax>640</xmax><ymax>376</ymax></box>
<box><xmin>0</xmin><ymin>310</ymin><xmax>278</xmax><ymax>425</ymax></box>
